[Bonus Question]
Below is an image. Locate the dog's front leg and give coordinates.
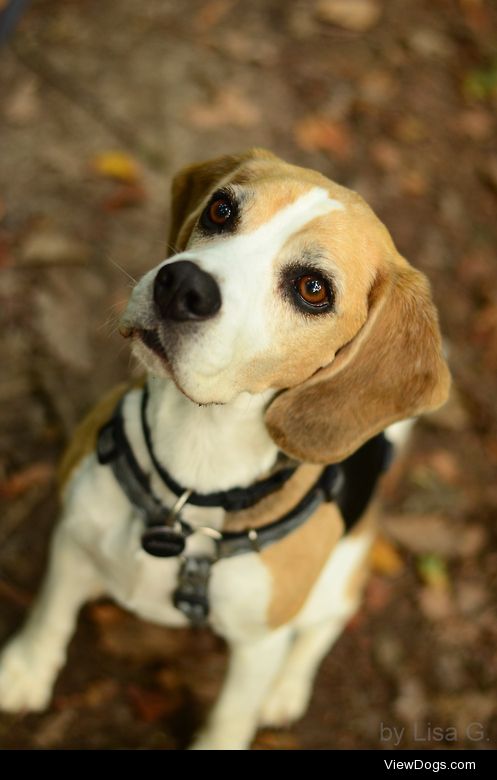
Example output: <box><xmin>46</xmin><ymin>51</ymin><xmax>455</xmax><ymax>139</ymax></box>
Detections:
<box><xmin>0</xmin><ymin>523</ymin><xmax>104</xmax><ymax>713</ymax></box>
<box><xmin>190</xmin><ymin>626</ymin><xmax>292</xmax><ymax>750</ymax></box>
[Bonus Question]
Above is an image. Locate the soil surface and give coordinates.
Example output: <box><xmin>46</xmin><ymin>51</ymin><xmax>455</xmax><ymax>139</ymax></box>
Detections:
<box><xmin>1</xmin><ymin>0</ymin><xmax>497</xmax><ymax>750</ymax></box>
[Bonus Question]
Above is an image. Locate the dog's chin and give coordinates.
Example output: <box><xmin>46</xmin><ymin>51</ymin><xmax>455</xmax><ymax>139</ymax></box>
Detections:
<box><xmin>126</xmin><ymin>329</ymin><xmax>243</xmax><ymax>406</ymax></box>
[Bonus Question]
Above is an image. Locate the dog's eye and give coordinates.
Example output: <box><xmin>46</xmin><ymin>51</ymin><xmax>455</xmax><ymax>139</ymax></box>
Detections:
<box><xmin>294</xmin><ymin>274</ymin><xmax>331</xmax><ymax>309</ymax></box>
<box><xmin>201</xmin><ymin>192</ymin><xmax>236</xmax><ymax>233</ymax></box>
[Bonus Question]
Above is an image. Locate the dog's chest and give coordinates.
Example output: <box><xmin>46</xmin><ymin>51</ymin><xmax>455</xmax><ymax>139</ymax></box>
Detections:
<box><xmin>64</xmin><ymin>459</ymin><xmax>272</xmax><ymax>638</ymax></box>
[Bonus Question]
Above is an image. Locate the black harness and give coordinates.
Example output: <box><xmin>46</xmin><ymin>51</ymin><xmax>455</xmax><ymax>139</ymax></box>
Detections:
<box><xmin>97</xmin><ymin>386</ymin><xmax>393</xmax><ymax>626</ymax></box>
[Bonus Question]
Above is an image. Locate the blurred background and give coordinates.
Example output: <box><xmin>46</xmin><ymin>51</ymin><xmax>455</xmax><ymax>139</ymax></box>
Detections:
<box><xmin>0</xmin><ymin>0</ymin><xmax>496</xmax><ymax>750</ymax></box>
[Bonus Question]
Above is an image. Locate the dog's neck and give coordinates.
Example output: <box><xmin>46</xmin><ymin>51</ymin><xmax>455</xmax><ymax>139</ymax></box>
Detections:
<box><xmin>145</xmin><ymin>375</ymin><xmax>280</xmax><ymax>494</ymax></box>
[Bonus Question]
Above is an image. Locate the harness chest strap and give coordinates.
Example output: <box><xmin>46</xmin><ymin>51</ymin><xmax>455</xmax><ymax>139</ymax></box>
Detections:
<box><xmin>96</xmin><ymin>387</ymin><xmax>393</xmax><ymax>626</ymax></box>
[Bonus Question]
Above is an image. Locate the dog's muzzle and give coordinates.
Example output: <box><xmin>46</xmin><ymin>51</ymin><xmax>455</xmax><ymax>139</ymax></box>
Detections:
<box><xmin>153</xmin><ymin>260</ymin><xmax>221</xmax><ymax>322</ymax></box>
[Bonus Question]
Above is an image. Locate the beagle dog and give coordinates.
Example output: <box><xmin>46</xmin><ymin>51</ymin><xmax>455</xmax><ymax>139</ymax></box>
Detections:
<box><xmin>0</xmin><ymin>149</ymin><xmax>450</xmax><ymax>750</ymax></box>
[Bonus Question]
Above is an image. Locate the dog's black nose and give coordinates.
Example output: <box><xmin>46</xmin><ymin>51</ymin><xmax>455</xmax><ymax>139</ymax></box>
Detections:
<box><xmin>153</xmin><ymin>261</ymin><xmax>221</xmax><ymax>321</ymax></box>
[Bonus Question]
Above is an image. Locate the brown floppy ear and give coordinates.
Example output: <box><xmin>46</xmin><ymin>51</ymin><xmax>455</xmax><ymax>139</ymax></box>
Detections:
<box><xmin>167</xmin><ymin>148</ymin><xmax>276</xmax><ymax>255</ymax></box>
<box><xmin>265</xmin><ymin>258</ymin><xmax>451</xmax><ymax>464</ymax></box>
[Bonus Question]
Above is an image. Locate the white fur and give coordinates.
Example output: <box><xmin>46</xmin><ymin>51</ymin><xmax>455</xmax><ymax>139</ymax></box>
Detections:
<box><xmin>0</xmin><ymin>375</ymin><xmax>395</xmax><ymax>745</ymax></box>
<box><xmin>123</xmin><ymin>187</ymin><xmax>345</xmax><ymax>404</ymax></box>
<box><xmin>0</xmin><ymin>185</ymin><xmax>408</xmax><ymax>750</ymax></box>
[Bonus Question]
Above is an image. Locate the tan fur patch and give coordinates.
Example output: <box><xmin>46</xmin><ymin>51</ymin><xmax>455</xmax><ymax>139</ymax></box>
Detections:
<box><xmin>58</xmin><ymin>377</ymin><xmax>145</xmax><ymax>494</ymax></box>
<box><xmin>223</xmin><ymin>462</ymin><xmax>322</xmax><ymax>532</ymax></box>
<box><xmin>261</xmin><ymin>502</ymin><xmax>344</xmax><ymax>629</ymax></box>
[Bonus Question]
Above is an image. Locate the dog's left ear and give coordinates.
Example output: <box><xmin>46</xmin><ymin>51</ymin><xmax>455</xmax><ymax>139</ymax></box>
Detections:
<box><xmin>265</xmin><ymin>256</ymin><xmax>451</xmax><ymax>464</ymax></box>
<box><xmin>167</xmin><ymin>148</ymin><xmax>276</xmax><ymax>255</ymax></box>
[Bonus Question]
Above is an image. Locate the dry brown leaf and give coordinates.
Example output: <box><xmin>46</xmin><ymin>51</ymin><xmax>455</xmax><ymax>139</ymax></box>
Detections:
<box><xmin>399</xmin><ymin>170</ymin><xmax>429</xmax><ymax>197</ymax></box>
<box><xmin>89</xmin><ymin>601</ymin><xmax>126</xmax><ymax>627</ymax></box>
<box><xmin>4</xmin><ymin>78</ymin><xmax>40</xmax><ymax>124</ymax></box>
<box><xmin>418</xmin><ymin>585</ymin><xmax>453</xmax><ymax>621</ymax></box>
<box><xmin>127</xmin><ymin>684</ymin><xmax>183</xmax><ymax>723</ymax></box>
<box><xmin>294</xmin><ymin>115</ymin><xmax>352</xmax><ymax>159</ymax></box>
<box><xmin>253</xmin><ymin>729</ymin><xmax>300</xmax><ymax>750</ymax></box>
<box><xmin>315</xmin><ymin>0</ymin><xmax>382</xmax><ymax>32</ymax></box>
<box><xmin>55</xmin><ymin>679</ymin><xmax>119</xmax><ymax>711</ymax></box>
<box><xmin>186</xmin><ymin>88</ymin><xmax>261</xmax><ymax>129</ymax></box>
<box><xmin>424</xmin><ymin>450</ymin><xmax>461</xmax><ymax>485</ymax></box>
<box><xmin>365</xmin><ymin>575</ymin><xmax>394</xmax><ymax>612</ymax></box>
<box><xmin>0</xmin><ymin>461</ymin><xmax>54</xmax><ymax>499</ymax></box>
<box><xmin>383</xmin><ymin>513</ymin><xmax>486</xmax><ymax>560</ymax></box>
<box><xmin>103</xmin><ymin>183</ymin><xmax>146</xmax><ymax>211</ymax></box>
<box><xmin>21</xmin><ymin>225</ymin><xmax>90</xmax><ymax>266</ymax></box>
<box><xmin>194</xmin><ymin>0</ymin><xmax>234</xmax><ymax>31</ymax></box>
<box><xmin>455</xmin><ymin>109</ymin><xmax>494</xmax><ymax>140</ymax></box>
<box><xmin>370</xmin><ymin>140</ymin><xmax>402</xmax><ymax>172</ymax></box>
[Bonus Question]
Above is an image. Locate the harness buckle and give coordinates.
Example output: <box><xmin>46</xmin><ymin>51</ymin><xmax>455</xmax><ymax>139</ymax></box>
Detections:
<box><xmin>141</xmin><ymin>489</ymin><xmax>193</xmax><ymax>557</ymax></box>
<box><xmin>173</xmin><ymin>556</ymin><xmax>213</xmax><ymax>627</ymax></box>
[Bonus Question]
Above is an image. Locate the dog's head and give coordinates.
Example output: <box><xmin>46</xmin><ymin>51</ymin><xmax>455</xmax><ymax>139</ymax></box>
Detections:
<box><xmin>122</xmin><ymin>149</ymin><xmax>450</xmax><ymax>463</ymax></box>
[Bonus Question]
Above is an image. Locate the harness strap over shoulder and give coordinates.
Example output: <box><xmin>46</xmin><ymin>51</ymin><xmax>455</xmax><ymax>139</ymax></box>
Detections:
<box><xmin>96</xmin><ymin>386</ymin><xmax>393</xmax><ymax>626</ymax></box>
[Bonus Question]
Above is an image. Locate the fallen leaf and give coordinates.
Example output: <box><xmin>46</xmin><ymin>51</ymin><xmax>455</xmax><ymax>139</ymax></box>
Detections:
<box><xmin>371</xmin><ymin>535</ymin><xmax>404</xmax><ymax>576</ymax></box>
<box><xmin>91</xmin><ymin>151</ymin><xmax>141</xmax><ymax>184</ymax></box>
<box><xmin>89</xmin><ymin>601</ymin><xmax>126</xmax><ymax>626</ymax></box>
<box><xmin>55</xmin><ymin>679</ymin><xmax>119</xmax><ymax>711</ymax></box>
<box><xmin>394</xmin><ymin>678</ymin><xmax>428</xmax><ymax>723</ymax></box>
<box><xmin>253</xmin><ymin>729</ymin><xmax>300</xmax><ymax>750</ymax></box>
<box><xmin>4</xmin><ymin>77</ymin><xmax>41</xmax><ymax>124</ymax></box>
<box><xmin>382</xmin><ymin>513</ymin><xmax>486</xmax><ymax>559</ymax></box>
<box><xmin>399</xmin><ymin>170</ymin><xmax>429</xmax><ymax>197</ymax></box>
<box><xmin>455</xmin><ymin>109</ymin><xmax>494</xmax><ymax>141</ymax></box>
<box><xmin>0</xmin><ymin>461</ymin><xmax>54</xmax><ymax>499</ymax></box>
<box><xmin>392</xmin><ymin>116</ymin><xmax>428</xmax><ymax>144</ymax></box>
<box><xmin>315</xmin><ymin>0</ymin><xmax>382</xmax><ymax>32</ymax></box>
<box><xmin>417</xmin><ymin>553</ymin><xmax>449</xmax><ymax>589</ymax></box>
<box><xmin>186</xmin><ymin>88</ymin><xmax>261</xmax><ymax>129</ymax></box>
<box><xmin>407</xmin><ymin>28</ymin><xmax>454</xmax><ymax>59</ymax></box>
<box><xmin>95</xmin><ymin>609</ymin><xmax>189</xmax><ymax>661</ymax></box>
<box><xmin>359</xmin><ymin>70</ymin><xmax>397</xmax><ymax>107</ymax></box>
<box><xmin>418</xmin><ymin>585</ymin><xmax>453</xmax><ymax>620</ymax></box>
<box><xmin>455</xmin><ymin>580</ymin><xmax>487</xmax><ymax>616</ymax></box>
<box><xmin>370</xmin><ymin>140</ymin><xmax>402</xmax><ymax>171</ymax></box>
<box><xmin>364</xmin><ymin>575</ymin><xmax>394</xmax><ymax>612</ymax></box>
<box><xmin>127</xmin><ymin>684</ymin><xmax>182</xmax><ymax>723</ymax></box>
<box><xmin>21</xmin><ymin>225</ymin><xmax>90</xmax><ymax>266</ymax></box>
<box><xmin>33</xmin><ymin>710</ymin><xmax>76</xmax><ymax>748</ymax></box>
<box><xmin>463</xmin><ymin>62</ymin><xmax>497</xmax><ymax>101</ymax></box>
<box><xmin>102</xmin><ymin>183</ymin><xmax>146</xmax><ymax>211</ymax></box>
<box><xmin>423</xmin><ymin>450</ymin><xmax>462</xmax><ymax>485</ymax></box>
<box><xmin>194</xmin><ymin>0</ymin><xmax>234</xmax><ymax>31</ymax></box>
<box><xmin>294</xmin><ymin>115</ymin><xmax>352</xmax><ymax>159</ymax></box>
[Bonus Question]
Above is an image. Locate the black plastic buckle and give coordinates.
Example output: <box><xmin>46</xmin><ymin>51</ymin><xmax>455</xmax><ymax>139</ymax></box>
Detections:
<box><xmin>141</xmin><ymin>526</ymin><xmax>186</xmax><ymax>557</ymax></box>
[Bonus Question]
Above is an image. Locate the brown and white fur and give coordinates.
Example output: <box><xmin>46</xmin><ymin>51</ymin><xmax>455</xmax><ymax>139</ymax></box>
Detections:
<box><xmin>0</xmin><ymin>150</ymin><xmax>450</xmax><ymax>750</ymax></box>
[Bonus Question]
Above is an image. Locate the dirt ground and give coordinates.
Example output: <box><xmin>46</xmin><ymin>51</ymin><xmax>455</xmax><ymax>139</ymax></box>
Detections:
<box><xmin>1</xmin><ymin>0</ymin><xmax>497</xmax><ymax>750</ymax></box>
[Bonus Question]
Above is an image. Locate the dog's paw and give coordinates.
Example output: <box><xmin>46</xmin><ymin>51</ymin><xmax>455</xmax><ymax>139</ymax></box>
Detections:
<box><xmin>189</xmin><ymin>728</ymin><xmax>251</xmax><ymax>750</ymax></box>
<box><xmin>0</xmin><ymin>640</ymin><xmax>54</xmax><ymax>713</ymax></box>
<box><xmin>258</xmin><ymin>676</ymin><xmax>312</xmax><ymax>728</ymax></box>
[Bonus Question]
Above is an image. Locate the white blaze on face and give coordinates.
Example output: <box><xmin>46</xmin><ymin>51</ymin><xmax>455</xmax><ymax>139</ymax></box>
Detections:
<box><xmin>180</xmin><ymin>187</ymin><xmax>345</xmax><ymax>379</ymax></box>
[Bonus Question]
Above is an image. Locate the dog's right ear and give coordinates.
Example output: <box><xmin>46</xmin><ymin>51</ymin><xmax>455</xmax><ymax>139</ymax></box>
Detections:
<box><xmin>167</xmin><ymin>149</ymin><xmax>277</xmax><ymax>255</ymax></box>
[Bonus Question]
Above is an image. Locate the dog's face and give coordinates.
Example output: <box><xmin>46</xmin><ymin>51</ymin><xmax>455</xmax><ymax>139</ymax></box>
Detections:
<box><xmin>122</xmin><ymin>149</ymin><xmax>450</xmax><ymax>463</ymax></box>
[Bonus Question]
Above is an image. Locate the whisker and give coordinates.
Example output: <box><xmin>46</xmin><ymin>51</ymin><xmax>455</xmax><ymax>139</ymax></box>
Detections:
<box><xmin>106</xmin><ymin>256</ymin><xmax>138</xmax><ymax>285</ymax></box>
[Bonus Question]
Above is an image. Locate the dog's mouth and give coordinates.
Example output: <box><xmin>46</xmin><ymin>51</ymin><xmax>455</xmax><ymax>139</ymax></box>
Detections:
<box><xmin>139</xmin><ymin>328</ymin><xmax>169</xmax><ymax>362</ymax></box>
<box><xmin>120</xmin><ymin>324</ymin><xmax>170</xmax><ymax>365</ymax></box>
